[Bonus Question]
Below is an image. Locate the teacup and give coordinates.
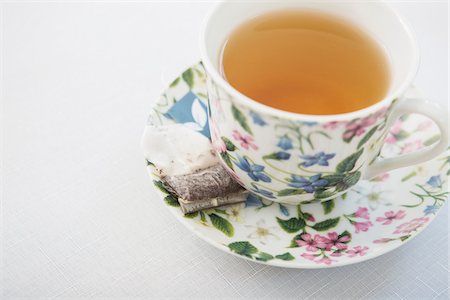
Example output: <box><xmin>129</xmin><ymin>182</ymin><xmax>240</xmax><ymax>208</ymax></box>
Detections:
<box><xmin>200</xmin><ymin>0</ymin><xmax>449</xmax><ymax>204</ymax></box>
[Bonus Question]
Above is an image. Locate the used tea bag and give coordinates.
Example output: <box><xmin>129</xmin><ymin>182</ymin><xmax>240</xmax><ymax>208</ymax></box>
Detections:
<box><xmin>142</xmin><ymin>124</ymin><xmax>247</xmax><ymax>213</ymax></box>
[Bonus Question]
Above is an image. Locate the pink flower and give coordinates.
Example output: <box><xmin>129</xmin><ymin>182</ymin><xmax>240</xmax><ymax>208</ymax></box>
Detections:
<box><xmin>209</xmin><ymin>119</ymin><xmax>226</xmax><ymax>153</ymax></box>
<box><xmin>374</xmin><ymin>106</ymin><xmax>388</xmax><ymax>119</ymax></box>
<box><xmin>385</xmin><ymin>119</ymin><xmax>403</xmax><ymax>144</ymax></box>
<box><xmin>372</xmin><ymin>172</ymin><xmax>390</xmax><ymax>182</ymax></box>
<box><xmin>373</xmin><ymin>238</ymin><xmax>392</xmax><ymax>244</ymax></box>
<box><xmin>343</xmin><ymin>116</ymin><xmax>376</xmax><ymax>141</ymax></box>
<box><xmin>322</xmin><ymin>121</ymin><xmax>342</xmax><ymax>129</ymax></box>
<box><xmin>296</xmin><ymin>233</ymin><xmax>328</xmax><ymax>252</ymax></box>
<box><xmin>417</xmin><ymin>120</ymin><xmax>433</xmax><ymax>131</ymax></box>
<box><xmin>346</xmin><ymin>246</ymin><xmax>369</xmax><ymax>257</ymax></box>
<box><xmin>394</xmin><ymin>217</ymin><xmax>429</xmax><ymax>234</ymax></box>
<box><xmin>330</xmin><ymin>251</ymin><xmax>343</xmax><ymax>257</ymax></box>
<box><xmin>376</xmin><ymin>210</ymin><xmax>406</xmax><ymax>225</ymax></box>
<box><xmin>354</xmin><ymin>207</ymin><xmax>370</xmax><ymax>220</ymax></box>
<box><xmin>325</xmin><ymin>232</ymin><xmax>350</xmax><ymax>250</ymax></box>
<box><xmin>318</xmin><ymin>257</ymin><xmax>334</xmax><ymax>265</ymax></box>
<box><xmin>353</xmin><ymin>221</ymin><xmax>373</xmax><ymax>233</ymax></box>
<box><xmin>300</xmin><ymin>253</ymin><xmax>317</xmax><ymax>261</ymax></box>
<box><xmin>232</xmin><ymin>130</ymin><xmax>258</xmax><ymax>150</ymax></box>
<box><xmin>401</xmin><ymin>140</ymin><xmax>423</xmax><ymax>154</ymax></box>
<box><xmin>307</xmin><ymin>215</ymin><xmax>316</xmax><ymax>222</ymax></box>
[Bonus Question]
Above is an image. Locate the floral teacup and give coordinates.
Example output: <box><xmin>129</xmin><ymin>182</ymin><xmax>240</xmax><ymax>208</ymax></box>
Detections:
<box><xmin>200</xmin><ymin>1</ymin><xmax>449</xmax><ymax>204</ymax></box>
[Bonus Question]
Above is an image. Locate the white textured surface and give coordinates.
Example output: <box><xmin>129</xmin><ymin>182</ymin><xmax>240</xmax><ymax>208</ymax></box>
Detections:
<box><xmin>2</xmin><ymin>1</ymin><xmax>449</xmax><ymax>299</ymax></box>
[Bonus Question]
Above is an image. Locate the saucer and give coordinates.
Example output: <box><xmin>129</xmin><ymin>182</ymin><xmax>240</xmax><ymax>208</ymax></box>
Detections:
<box><xmin>142</xmin><ymin>62</ymin><xmax>449</xmax><ymax>269</ymax></box>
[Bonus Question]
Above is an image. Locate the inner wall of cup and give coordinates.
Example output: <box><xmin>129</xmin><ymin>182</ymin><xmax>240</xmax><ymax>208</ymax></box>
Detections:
<box><xmin>204</xmin><ymin>1</ymin><xmax>417</xmax><ymax>97</ymax></box>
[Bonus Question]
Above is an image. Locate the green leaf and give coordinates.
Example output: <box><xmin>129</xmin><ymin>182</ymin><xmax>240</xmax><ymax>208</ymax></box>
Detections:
<box><xmin>302</xmin><ymin>212</ymin><xmax>313</xmax><ymax>221</ymax></box>
<box><xmin>338</xmin><ymin>230</ymin><xmax>352</xmax><ymax>242</ymax></box>
<box><xmin>400</xmin><ymin>235</ymin><xmax>411</xmax><ymax>242</ymax></box>
<box><xmin>314</xmin><ymin>189</ymin><xmax>336</xmax><ymax>199</ymax></box>
<box><xmin>322</xmin><ymin>174</ymin><xmax>345</xmax><ymax>186</ymax></box>
<box><xmin>146</xmin><ymin>160</ymin><xmax>154</xmax><ymax>167</ymax></box>
<box><xmin>288</xmin><ymin>234</ymin><xmax>303</xmax><ymax>248</ymax></box>
<box><xmin>228</xmin><ymin>241</ymin><xmax>258</xmax><ymax>258</ymax></box>
<box><xmin>278</xmin><ymin>189</ymin><xmax>303</xmax><ymax>197</ymax></box>
<box><xmin>335</xmin><ymin>182</ymin><xmax>349</xmax><ymax>192</ymax></box>
<box><xmin>209</xmin><ymin>213</ymin><xmax>234</xmax><ymax>237</ymax></box>
<box><xmin>263</xmin><ymin>153</ymin><xmax>278</xmax><ymax>160</ymax></box>
<box><xmin>214</xmin><ymin>209</ymin><xmax>228</xmax><ymax>215</ymax></box>
<box><xmin>341</xmin><ymin>192</ymin><xmax>348</xmax><ymax>200</ymax></box>
<box><xmin>336</xmin><ymin>148</ymin><xmax>363</xmax><ymax>174</ymax></box>
<box><xmin>194</xmin><ymin>68</ymin><xmax>205</xmax><ymax>79</ymax></box>
<box><xmin>164</xmin><ymin>195</ymin><xmax>180</xmax><ymax>207</ymax></box>
<box><xmin>153</xmin><ymin>180</ymin><xmax>169</xmax><ymax>194</ymax></box>
<box><xmin>424</xmin><ymin>134</ymin><xmax>440</xmax><ymax>146</ymax></box>
<box><xmin>343</xmin><ymin>171</ymin><xmax>361</xmax><ymax>187</ymax></box>
<box><xmin>321</xmin><ymin>199</ymin><xmax>335</xmax><ymax>214</ymax></box>
<box><xmin>220</xmin><ymin>152</ymin><xmax>234</xmax><ymax>170</ymax></box>
<box><xmin>231</xmin><ymin>105</ymin><xmax>252</xmax><ymax>135</ymax></box>
<box><xmin>276</xmin><ymin>217</ymin><xmax>306</xmax><ymax>233</ymax></box>
<box><xmin>275</xmin><ymin>252</ymin><xmax>295</xmax><ymax>261</ymax></box>
<box><xmin>255</xmin><ymin>252</ymin><xmax>274</xmax><ymax>262</ymax></box>
<box><xmin>357</xmin><ymin>125</ymin><xmax>378</xmax><ymax>149</ymax></box>
<box><xmin>184</xmin><ymin>211</ymin><xmax>199</xmax><ymax>219</ymax></box>
<box><xmin>369</xmin><ymin>155</ymin><xmax>378</xmax><ymax>166</ymax></box>
<box><xmin>182</xmin><ymin>69</ymin><xmax>194</xmax><ymax>89</ymax></box>
<box><xmin>200</xmin><ymin>211</ymin><xmax>207</xmax><ymax>223</ymax></box>
<box><xmin>222</xmin><ymin>137</ymin><xmax>237</xmax><ymax>151</ymax></box>
<box><xmin>395</xmin><ymin>130</ymin><xmax>410</xmax><ymax>141</ymax></box>
<box><xmin>169</xmin><ymin>77</ymin><xmax>180</xmax><ymax>88</ymax></box>
<box><xmin>197</xmin><ymin>92</ymin><xmax>208</xmax><ymax>99</ymax></box>
<box><xmin>311</xmin><ymin>217</ymin><xmax>340</xmax><ymax>231</ymax></box>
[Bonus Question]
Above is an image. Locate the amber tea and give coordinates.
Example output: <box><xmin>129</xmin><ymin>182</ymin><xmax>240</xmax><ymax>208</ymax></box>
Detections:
<box><xmin>221</xmin><ymin>10</ymin><xmax>391</xmax><ymax>115</ymax></box>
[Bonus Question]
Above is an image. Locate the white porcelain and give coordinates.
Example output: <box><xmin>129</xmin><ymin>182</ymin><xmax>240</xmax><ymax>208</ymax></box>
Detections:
<box><xmin>199</xmin><ymin>0</ymin><xmax>449</xmax><ymax>204</ymax></box>
<box><xmin>142</xmin><ymin>63</ymin><xmax>449</xmax><ymax>268</ymax></box>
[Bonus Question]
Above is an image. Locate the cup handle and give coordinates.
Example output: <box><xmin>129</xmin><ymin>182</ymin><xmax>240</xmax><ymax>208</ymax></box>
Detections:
<box><xmin>363</xmin><ymin>97</ymin><xmax>449</xmax><ymax>179</ymax></box>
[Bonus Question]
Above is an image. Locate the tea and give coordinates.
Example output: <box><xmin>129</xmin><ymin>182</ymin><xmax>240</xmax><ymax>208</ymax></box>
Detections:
<box><xmin>221</xmin><ymin>10</ymin><xmax>390</xmax><ymax>115</ymax></box>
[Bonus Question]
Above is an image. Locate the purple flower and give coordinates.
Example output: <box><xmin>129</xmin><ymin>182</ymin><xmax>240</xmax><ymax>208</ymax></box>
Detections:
<box><xmin>277</xmin><ymin>135</ymin><xmax>293</xmax><ymax>150</ymax></box>
<box><xmin>251</xmin><ymin>186</ymin><xmax>275</xmax><ymax>199</ymax></box>
<box><xmin>288</xmin><ymin>174</ymin><xmax>328</xmax><ymax>193</ymax></box>
<box><xmin>249</xmin><ymin>111</ymin><xmax>267</xmax><ymax>126</ymax></box>
<box><xmin>300</xmin><ymin>152</ymin><xmax>335</xmax><ymax>167</ymax></box>
<box><xmin>235</xmin><ymin>155</ymin><xmax>271</xmax><ymax>183</ymax></box>
<box><xmin>427</xmin><ymin>175</ymin><xmax>442</xmax><ymax>188</ymax></box>
<box><xmin>245</xmin><ymin>193</ymin><xmax>263</xmax><ymax>207</ymax></box>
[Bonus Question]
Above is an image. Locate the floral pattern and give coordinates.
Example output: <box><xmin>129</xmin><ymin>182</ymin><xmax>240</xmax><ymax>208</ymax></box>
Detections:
<box><xmin>201</xmin><ymin>62</ymin><xmax>397</xmax><ymax>204</ymax></box>
<box><xmin>144</xmin><ymin>63</ymin><xmax>449</xmax><ymax>268</ymax></box>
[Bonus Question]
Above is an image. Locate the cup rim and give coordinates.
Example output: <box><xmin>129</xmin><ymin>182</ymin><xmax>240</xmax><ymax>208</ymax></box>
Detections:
<box><xmin>199</xmin><ymin>0</ymin><xmax>420</xmax><ymax>122</ymax></box>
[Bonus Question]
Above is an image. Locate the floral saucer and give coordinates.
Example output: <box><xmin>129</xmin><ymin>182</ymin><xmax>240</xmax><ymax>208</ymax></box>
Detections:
<box><xmin>142</xmin><ymin>63</ymin><xmax>449</xmax><ymax>268</ymax></box>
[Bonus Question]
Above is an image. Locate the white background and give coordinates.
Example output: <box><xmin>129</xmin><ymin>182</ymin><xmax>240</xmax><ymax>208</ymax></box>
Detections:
<box><xmin>2</xmin><ymin>1</ymin><xmax>449</xmax><ymax>299</ymax></box>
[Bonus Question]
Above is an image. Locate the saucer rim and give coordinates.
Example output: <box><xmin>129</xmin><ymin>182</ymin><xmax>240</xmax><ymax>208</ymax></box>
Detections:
<box><xmin>144</xmin><ymin>62</ymin><xmax>447</xmax><ymax>269</ymax></box>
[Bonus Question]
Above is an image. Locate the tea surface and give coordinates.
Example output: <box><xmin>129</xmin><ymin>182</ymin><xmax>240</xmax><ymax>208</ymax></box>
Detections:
<box><xmin>221</xmin><ymin>10</ymin><xmax>390</xmax><ymax>115</ymax></box>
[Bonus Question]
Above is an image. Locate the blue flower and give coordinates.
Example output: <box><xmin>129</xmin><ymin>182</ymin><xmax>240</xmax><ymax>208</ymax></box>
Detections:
<box><xmin>288</xmin><ymin>174</ymin><xmax>328</xmax><ymax>193</ymax></box>
<box><xmin>275</xmin><ymin>152</ymin><xmax>291</xmax><ymax>160</ymax></box>
<box><xmin>300</xmin><ymin>152</ymin><xmax>336</xmax><ymax>167</ymax></box>
<box><xmin>245</xmin><ymin>193</ymin><xmax>263</xmax><ymax>207</ymax></box>
<box><xmin>423</xmin><ymin>204</ymin><xmax>439</xmax><ymax>215</ymax></box>
<box><xmin>279</xmin><ymin>204</ymin><xmax>289</xmax><ymax>216</ymax></box>
<box><xmin>251</xmin><ymin>186</ymin><xmax>275</xmax><ymax>199</ymax></box>
<box><xmin>235</xmin><ymin>155</ymin><xmax>271</xmax><ymax>182</ymax></box>
<box><xmin>249</xmin><ymin>111</ymin><xmax>267</xmax><ymax>126</ymax></box>
<box><xmin>427</xmin><ymin>175</ymin><xmax>442</xmax><ymax>188</ymax></box>
<box><xmin>277</xmin><ymin>135</ymin><xmax>293</xmax><ymax>150</ymax></box>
